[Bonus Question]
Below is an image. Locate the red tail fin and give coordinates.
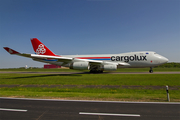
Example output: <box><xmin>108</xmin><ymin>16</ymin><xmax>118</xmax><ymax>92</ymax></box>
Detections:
<box><xmin>31</xmin><ymin>38</ymin><xmax>56</xmax><ymax>56</ymax></box>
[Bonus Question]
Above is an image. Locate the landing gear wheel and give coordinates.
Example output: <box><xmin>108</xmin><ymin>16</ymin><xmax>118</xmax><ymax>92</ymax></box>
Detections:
<box><xmin>98</xmin><ymin>70</ymin><xmax>103</xmax><ymax>73</ymax></box>
<box><xmin>149</xmin><ymin>67</ymin><xmax>153</xmax><ymax>73</ymax></box>
<box><xmin>90</xmin><ymin>70</ymin><xmax>95</xmax><ymax>73</ymax></box>
<box><xmin>90</xmin><ymin>70</ymin><xmax>103</xmax><ymax>73</ymax></box>
<box><xmin>90</xmin><ymin>70</ymin><xmax>96</xmax><ymax>73</ymax></box>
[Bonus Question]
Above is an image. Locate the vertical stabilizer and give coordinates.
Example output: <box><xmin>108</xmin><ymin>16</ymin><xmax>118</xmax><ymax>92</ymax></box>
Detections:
<box><xmin>31</xmin><ymin>38</ymin><xmax>56</xmax><ymax>56</ymax></box>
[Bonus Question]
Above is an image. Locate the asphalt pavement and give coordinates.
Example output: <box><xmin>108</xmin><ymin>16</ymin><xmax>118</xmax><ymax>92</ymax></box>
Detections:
<box><xmin>0</xmin><ymin>97</ymin><xmax>179</xmax><ymax>120</ymax></box>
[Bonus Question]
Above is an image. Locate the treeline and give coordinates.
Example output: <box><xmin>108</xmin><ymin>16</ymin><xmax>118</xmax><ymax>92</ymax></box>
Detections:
<box><xmin>10</xmin><ymin>67</ymin><xmax>42</xmax><ymax>69</ymax></box>
<box><xmin>155</xmin><ymin>62</ymin><xmax>180</xmax><ymax>68</ymax></box>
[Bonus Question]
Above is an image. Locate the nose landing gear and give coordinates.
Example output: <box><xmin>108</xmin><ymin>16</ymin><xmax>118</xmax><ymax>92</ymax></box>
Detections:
<box><xmin>149</xmin><ymin>67</ymin><xmax>153</xmax><ymax>73</ymax></box>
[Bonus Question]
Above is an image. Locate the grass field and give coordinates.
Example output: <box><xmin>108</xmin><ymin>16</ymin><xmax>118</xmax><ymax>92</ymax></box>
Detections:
<box><xmin>0</xmin><ymin>68</ymin><xmax>180</xmax><ymax>102</ymax></box>
<box><xmin>0</xmin><ymin>67</ymin><xmax>180</xmax><ymax>72</ymax></box>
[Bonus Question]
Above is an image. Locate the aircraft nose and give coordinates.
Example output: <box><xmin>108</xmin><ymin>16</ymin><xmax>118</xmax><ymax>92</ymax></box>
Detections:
<box><xmin>154</xmin><ymin>54</ymin><xmax>168</xmax><ymax>64</ymax></box>
<box><xmin>162</xmin><ymin>57</ymin><xmax>168</xmax><ymax>63</ymax></box>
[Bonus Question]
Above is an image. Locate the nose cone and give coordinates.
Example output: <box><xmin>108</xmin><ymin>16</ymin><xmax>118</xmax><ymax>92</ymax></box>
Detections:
<box><xmin>154</xmin><ymin>53</ymin><xmax>168</xmax><ymax>64</ymax></box>
<box><xmin>161</xmin><ymin>57</ymin><xmax>168</xmax><ymax>63</ymax></box>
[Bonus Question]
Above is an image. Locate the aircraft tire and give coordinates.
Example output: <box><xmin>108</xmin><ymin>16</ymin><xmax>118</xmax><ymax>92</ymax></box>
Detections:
<box><xmin>149</xmin><ymin>70</ymin><xmax>153</xmax><ymax>73</ymax></box>
<box><xmin>90</xmin><ymin>70</ymin><xmax>103</xmax><ymax>73</ymax></box>
<box><xmin>98</xmin><ymin>70</ymin><xmax>103</xmax><ymax>73</ymax></box>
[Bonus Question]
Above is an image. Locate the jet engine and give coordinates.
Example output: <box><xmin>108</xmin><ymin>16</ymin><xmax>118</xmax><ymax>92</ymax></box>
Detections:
<box><xmin>70</xmin><ymin>62</ymin><xmax>90</xmax><ymax>70</ymax></box>
<box><xmin>103</xmin><ymin>65</ymin><xmax>117</xmax><ymax>71</ymax></box>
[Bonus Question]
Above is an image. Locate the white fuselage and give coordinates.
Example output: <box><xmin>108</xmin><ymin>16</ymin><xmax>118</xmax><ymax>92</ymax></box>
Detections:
<box><xmin>42</xmin><ymin>51</ymin><xmax>168</xmax><ymax>68</ymax></box>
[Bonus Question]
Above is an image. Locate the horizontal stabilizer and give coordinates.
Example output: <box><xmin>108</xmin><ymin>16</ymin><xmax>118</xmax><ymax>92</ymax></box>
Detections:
<box><xmin>3</xmin><ymin>47</ymin><xmax>20</xmax><ymax>54</ymax></box>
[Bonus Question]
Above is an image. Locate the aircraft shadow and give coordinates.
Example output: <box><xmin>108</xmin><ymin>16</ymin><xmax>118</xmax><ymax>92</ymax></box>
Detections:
<box><xmin>4</xmin><ymin>71</ymin><xmax>112</xmax><ymax>79</ymax></box>
<box><xmin>5</xmin><ymin>74</ymin><xmax>82</xmax><ymax>79</ymax></box>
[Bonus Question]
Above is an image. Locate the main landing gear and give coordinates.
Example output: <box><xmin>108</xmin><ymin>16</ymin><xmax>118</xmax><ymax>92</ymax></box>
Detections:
<box><xmin>90</xmin><ymin>70</ymin><xmax>103</xmax><ymax>73</ymax></box>
<box><xmin>149</xmin><ymin>67</ymin><xmax>153</xmax><ymax>73</ymax></box>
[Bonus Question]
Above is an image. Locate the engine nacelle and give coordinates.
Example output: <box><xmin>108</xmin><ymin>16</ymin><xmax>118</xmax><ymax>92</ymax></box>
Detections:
<box><xmin>103</xmin><ymin>65</ymin><xmax>117</xmax><ymax>71</ymax></box>
<box><xmin>70</xmin><ymin>62</ymin><xmax>90</xmax><ymax>70</ymax></box>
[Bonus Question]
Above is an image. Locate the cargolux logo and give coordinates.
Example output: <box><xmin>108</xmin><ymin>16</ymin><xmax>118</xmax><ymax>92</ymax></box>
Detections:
<box><xmin>9</xmin><ymin>48</ymin><xmax>13</xmax><ymax>54</ymax></box>
<box><xmin>111</xmin><ymin>54</ymin><xmax>147</xmax><ymax>62</ymax></box>
<box><xmin>36</xmin><ymin>44</ymin><xmax>46</xmax><ymax>54</ymax></box>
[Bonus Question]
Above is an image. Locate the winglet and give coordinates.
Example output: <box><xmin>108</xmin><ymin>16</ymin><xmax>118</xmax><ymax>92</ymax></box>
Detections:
<box><xmin>31</xmin><ymin>38</ymin><xmax>56</xmax><ymax>56</ymax></box>
<box><xmin>3</xmin><ymin>47</ymin><xmax>20</xmax><ymax>54</ymax></box>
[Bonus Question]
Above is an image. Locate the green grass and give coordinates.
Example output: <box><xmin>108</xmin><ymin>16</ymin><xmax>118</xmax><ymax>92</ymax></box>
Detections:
<box><xmin>0</xmin><ymin>74</ymin><xmax>180</xmax><ymax>86</ymax></box>
<box><xmin>0</xmin><ymin>67</ymin><xmax>180</xmax><ymax>72</ymax></box>
<box><xmin>0</xmin><ymin>87</ymin><xmax>179</xmax><ymax>102</ymax></box>
<box><xmin>0</xmin><ymin>68</ymin><xmax>180</xmax><ymax>102</ymax></box>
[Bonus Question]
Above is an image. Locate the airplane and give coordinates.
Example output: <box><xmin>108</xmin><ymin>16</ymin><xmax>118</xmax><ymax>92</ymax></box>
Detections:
<box><xmin>3</xmin><ymin>38</ymin><xmax>168</xmax><ymax>73</ymax></box>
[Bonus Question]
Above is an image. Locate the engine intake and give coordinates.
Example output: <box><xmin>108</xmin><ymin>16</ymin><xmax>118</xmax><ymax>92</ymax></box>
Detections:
<box><xmin>70</xmin><ymin>62</ymin><xmax>90</xmax><ymax>70</ymax></box>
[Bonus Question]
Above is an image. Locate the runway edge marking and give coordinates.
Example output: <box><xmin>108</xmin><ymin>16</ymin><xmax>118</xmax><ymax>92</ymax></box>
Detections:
<box><xmin>0</xmin><ymin>97</ymin><xmax>180</xmax><ymax>104</ymax></box>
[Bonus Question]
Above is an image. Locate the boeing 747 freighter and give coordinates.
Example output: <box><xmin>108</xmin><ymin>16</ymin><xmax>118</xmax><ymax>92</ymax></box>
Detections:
<box><xmin>4</xmin><ymin>38</ymin><xmax>168</xmax><ymax>73</ymax></box>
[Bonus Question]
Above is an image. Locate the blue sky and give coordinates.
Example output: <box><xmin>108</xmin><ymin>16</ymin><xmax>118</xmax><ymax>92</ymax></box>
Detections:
<box><xmin>0</xmin><ymin>0</ymin><xmax>180</xmax><ymax>68</ymax></box>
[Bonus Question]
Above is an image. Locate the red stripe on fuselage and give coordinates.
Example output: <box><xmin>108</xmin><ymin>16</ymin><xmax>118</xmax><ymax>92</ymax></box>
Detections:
<box><xmin>76</xmin><ymin>57</ymin><xmax>111</xmax><ymax>59</ymax></box>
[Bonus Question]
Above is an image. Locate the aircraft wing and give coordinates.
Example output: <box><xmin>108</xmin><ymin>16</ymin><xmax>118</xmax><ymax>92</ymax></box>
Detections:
<box><xmin>3</xmin><ymin>47</ymin><xmax>31</xmax><ymax>58</ymax></box>
<box><xmin>30</xmin><ymin>54</ymin><xmax>130</xmax><ymax>66</ymax></box>
<box><xmin>31</xmin><ymin>54</ymin><xmax>73</xmax><ymax>62</ymax></box>
<box><xmin>4</xmin><ymin>47</ymin><xmax>130</xmax><ymax>66</ymax></box>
